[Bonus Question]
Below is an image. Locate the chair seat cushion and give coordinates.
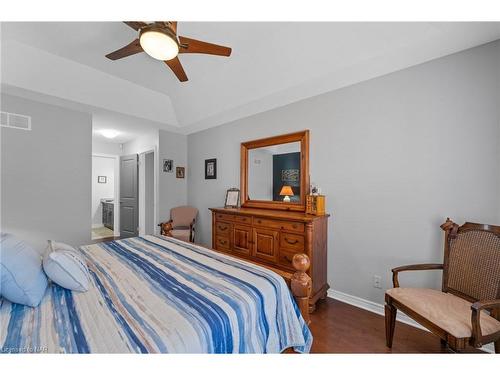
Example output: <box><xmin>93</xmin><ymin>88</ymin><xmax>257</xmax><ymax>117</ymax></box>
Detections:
<box><xmin>386</xmin><ymin>288</ymin><xmax>500</xmax><ymax>338</ymax></box>
<box><xmin>170</xmin><ymin>229</ymin><xmax>190</xmax><ymax>242</ymax></box>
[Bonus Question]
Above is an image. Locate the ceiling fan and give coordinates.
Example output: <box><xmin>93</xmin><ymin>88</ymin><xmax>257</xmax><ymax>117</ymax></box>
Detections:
<box><xmin>106</xmin><ymin>21</ymin><xmax>232</xmax><ymax>82</ymax></box>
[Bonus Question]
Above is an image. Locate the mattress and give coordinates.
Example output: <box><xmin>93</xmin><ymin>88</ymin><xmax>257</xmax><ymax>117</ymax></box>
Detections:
<box><xmin>0</xmin><ymin>235</ymin><xmax>312</xmax><ymax>353</ymax></box>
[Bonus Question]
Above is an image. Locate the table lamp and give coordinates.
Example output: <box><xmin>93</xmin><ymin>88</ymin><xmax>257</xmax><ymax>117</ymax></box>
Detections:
<box><xmin>279</xmin><ymin>185</ymin><xmax>294</xmax><ymax>202</ymax></box>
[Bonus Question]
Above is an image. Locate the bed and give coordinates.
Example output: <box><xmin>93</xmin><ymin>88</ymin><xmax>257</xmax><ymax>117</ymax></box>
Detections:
<box><xmin>0</xmin><ymin>235</ymin><xmax>312</xmax><ymax>353</ymax></box>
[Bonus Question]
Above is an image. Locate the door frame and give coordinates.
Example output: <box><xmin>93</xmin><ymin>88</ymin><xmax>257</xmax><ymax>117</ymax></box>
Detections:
<box><xmin>92</xmin><ymin>153</ymin><xmax>120</xmax><ymax>237</ymax></box>
<box><xmin>138</xmin><ymin>147</ymin><xmax>158</xmax><ymax>236</ymax></box>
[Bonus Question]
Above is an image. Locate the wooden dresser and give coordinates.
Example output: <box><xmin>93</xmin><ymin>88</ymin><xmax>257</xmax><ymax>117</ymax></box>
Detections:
<box><xmin>209</xmin><ymin>207</ymin><xmax>329</xmax><ymax>311</ymax></box>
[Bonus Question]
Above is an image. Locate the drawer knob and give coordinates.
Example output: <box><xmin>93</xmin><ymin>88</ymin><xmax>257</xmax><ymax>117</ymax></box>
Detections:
<box><xmin>284</xmin><ymin>255</ymin><xmax>293</xmax><ymax>263</ymax></box>
<box><xmin>219</xmin><ymin>225</ymin><xmax>227</xmax><ymax>230</ymax></box>
<box><xmin>285</xmin><ymin>238</ymin><xmax>299</xmax><ymax>245</ymax></box>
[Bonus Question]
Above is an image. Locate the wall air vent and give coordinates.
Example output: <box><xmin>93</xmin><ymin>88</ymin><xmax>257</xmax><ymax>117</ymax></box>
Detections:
<box><xmin>0</xmin><ymin>111</ymin><xmax>32</xmax><ymax>130</ymax></box>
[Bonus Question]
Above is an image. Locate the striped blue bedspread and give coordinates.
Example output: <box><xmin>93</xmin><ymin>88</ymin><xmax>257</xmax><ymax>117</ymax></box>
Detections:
<box><xmin>0</xmin><ymin>235</ymin><xmax>312</xmax><ymax>353</ymax></box>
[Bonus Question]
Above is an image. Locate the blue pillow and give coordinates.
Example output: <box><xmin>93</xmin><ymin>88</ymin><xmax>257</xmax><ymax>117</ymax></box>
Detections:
<box><xmin>0</xmin><ymin>233</ymin><xmax>48</xmax><ymax>307</ymax></box>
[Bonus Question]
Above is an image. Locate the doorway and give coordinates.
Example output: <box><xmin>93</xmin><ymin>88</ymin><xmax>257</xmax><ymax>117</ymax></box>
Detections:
<box><xmin>91</xmin><ymin>154</ymin><xmax>119</xmax><ymax>240</ymax></box>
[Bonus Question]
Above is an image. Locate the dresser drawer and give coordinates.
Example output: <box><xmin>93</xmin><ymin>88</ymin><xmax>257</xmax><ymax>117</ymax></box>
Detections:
<box><xmin>278</xmin><ymin>249</ymin><xmax>297</xmax><ymax>270</ymax></box>
<box><xmin>215</xmin><ymin>235</ymin><xmax>231</xmax><ymax>251</ymax></box>
<box><xmin>279</xmin><ymin>232</ymin><xmax>305</xmax><ymax>252</ymax></box>
<box><xmin>215</xmin><ymin>221</ymin><xmax>232</xmax><ymax>236</ymax></box>
<box><xmin>234</xmin><ymin>215</ymin><xmax>252</xmax><ymax>225</ymax></box>
<box><xmin>253</xmin><ymin>217</ymin><xmax>304</xmax><ymax>233</ymax></box>
<box><xmin>215</xmin><ymin>213</ymin><xmax>234</xmax><ymax>222</ymax></box>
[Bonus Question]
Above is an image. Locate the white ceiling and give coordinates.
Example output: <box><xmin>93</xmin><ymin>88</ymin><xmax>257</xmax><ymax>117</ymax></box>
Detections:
<box><xmin>2</xmin><ymin>22</ymin><xmax>500</xmax><ymax>135</ymax></box>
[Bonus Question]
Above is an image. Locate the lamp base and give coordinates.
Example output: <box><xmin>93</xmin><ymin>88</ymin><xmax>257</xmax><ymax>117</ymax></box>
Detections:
<box><xmin>283</xmin><ymin>195</ymin><xmax>291</xmax><ymax>203</ymax></box>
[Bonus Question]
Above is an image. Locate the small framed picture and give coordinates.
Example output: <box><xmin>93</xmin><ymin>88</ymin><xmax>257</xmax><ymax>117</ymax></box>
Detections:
<box><xmin>163</xmin><ymin>159</ymin><xmax>173</xmax><ymax>173</ymax></box>
<box><xmin>97</xmin><ymin>176</ymin><xmax>107</xmax><ymax>184</ymax></box>
<box><xmin>176</xmin><ymin>166</ymin><xmax>185</xmax><ymax>179</ymax></box>
<box><xmin>224</xmin><ymin>188</ymin><xmax>240</xmax><ymax>208</ymax></box>
<box><xmin>205</xmin><ymin>158</ymin><xmax>217</xmax><ymax>179</ymax></box>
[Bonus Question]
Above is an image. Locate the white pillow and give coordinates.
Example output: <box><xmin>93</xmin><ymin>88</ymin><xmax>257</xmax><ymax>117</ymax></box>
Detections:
<box><xmin>43</xmin><ymin>240</ymin><xmax>90</xmax><ymax>292</ymax></box>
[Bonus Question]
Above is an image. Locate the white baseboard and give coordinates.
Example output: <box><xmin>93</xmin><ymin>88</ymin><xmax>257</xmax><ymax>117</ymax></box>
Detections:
<box><xmin>327</xmin><ymin>289</ymin><xmax>495</xmax><ymax>353</ymax></box>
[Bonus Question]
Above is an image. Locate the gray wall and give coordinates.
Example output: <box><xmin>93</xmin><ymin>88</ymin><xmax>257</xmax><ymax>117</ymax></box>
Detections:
<box><xmin>188</xmin><ymin>41</ymin><xmax>500</xmax><ymax>304</ymax></box>
<box><xmin>92</xmin><ymin>140</ymin><xmax>122</xmax><ymax>155</ymax></box>
<box><xmin>158</xmin><ymin>129</ymin><xmax>188</xmax><ymax>223</ymax></box>
<box><xmin>1</xmin><ymin>94</ymin><xmax>92</xmax><ymax>252</ymax></box>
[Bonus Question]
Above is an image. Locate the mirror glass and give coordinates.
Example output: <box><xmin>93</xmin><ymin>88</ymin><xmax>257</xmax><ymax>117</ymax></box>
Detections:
<box><xmin>247</xmin><ymin>141</ymin><xmax>301</xmax><ymax>202</ymax></box>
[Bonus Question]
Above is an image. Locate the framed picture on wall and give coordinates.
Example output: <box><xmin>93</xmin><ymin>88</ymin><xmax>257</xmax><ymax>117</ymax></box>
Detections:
<box><xmin>176</xmin><ymin>166</ymin><xmax>185</xmax><ymax>179</ymax></box>
<box><xmin>205</xmin><ymin>158</ymin><xmax>217</xmax><ymax>179</ymax></box>
<box><xmin>97</xmin><ymin>176</ymin><xmax>107</xmax><ymax>183</ymax></box>
<box><xmin>163</xmin><ymin>159</ymin><xmax>173</xmax><ymax>173</ymax></box>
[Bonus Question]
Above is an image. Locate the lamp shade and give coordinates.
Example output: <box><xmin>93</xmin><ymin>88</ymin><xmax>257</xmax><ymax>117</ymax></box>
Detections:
<box><xmin>279</xmin><ymin>185</ymin><xmax>294</xmax><ymax>196</ymax></box>
<box><xmin>139</xmin><ymin>30</ymin><xmax>179</xmax><ymax>61</ymax></box>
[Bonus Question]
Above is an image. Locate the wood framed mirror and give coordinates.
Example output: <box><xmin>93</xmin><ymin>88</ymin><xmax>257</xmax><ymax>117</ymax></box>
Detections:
<box><xmin>240</xmin><ymin>130</ymin><xmax>309</xmax><ymax>212</ymax></box>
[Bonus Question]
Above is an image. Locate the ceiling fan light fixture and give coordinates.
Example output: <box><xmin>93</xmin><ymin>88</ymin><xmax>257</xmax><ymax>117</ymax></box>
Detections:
<box><xmin>139</xmin><ymin>28</ymin><xmax>179</xmax><ymax>61</ymax></box>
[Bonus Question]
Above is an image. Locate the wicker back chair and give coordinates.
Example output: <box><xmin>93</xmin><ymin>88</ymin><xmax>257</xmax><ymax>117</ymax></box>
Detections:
<box><xmin>385</xmin><ymin>219</ymin><xmax>500</xmax><ymax>353</ymax></box>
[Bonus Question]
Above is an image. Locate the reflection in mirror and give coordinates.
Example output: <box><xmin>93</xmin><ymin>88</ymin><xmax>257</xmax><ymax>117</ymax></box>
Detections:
<box><xmin>248</xmin><ymin>141</ymin><xmax>301</xmax><ymax>202</ymax></box>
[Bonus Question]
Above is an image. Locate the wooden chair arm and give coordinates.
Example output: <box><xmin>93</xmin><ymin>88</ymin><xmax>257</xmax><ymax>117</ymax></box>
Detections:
<box><xmin>391</xmin><ymin>263</ymin><xmax>443</xmax><ymax>288</ymax></box>
<box><xmin>158</xmin><ymin>220</ymin><xmax>173</xmax><ymax>226</ymax></box>
<box><xmin>471</xmin><ymin>300</ymin><xmax>500</xmax><ymax>312</ymax></box>
<box><xmin>189</xmin><ymin>219</ymin><xmax>196</xmax><ymax>242</ymax></box>
<box><xmin>471</xmin><ymin>299</ymin><xmax>500</xmax><ymax>348</ymax></box>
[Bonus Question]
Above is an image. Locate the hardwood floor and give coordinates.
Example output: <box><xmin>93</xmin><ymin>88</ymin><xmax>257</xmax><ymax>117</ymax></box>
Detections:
<box><xmin>309</xmin><ymin>298</ymin><xmax>484</xmax><ymax>353</ymax></box>
<box><xmin>88</xmin><ymin>236</ymin><xmax>120</xmax><ymax>244</ymax></box>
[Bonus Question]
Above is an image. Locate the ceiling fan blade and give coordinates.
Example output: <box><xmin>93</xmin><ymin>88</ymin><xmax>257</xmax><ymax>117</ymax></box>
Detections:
<box><xmin>165</xmin><ymin>57</ymin><xmax>188</xmax><ymax>82</ymax></box>
<box><xmin>123</xmin><ymin>21</ymin><xmax>148</xmax><ymax>31</ymax></box>
<box><xmin>178</xmin><ymin>36</ymin><xmax>231</xmax><ymax>56</ymax></box>
<box><xmin>170</xmin><ymin>21</ymin><xmax>177</xmax><ymax>34</ymax></box>
<box><xmin>106</xmin><ymin>39</ymin><xmax>143</xmax><ymax>60</ymax></box>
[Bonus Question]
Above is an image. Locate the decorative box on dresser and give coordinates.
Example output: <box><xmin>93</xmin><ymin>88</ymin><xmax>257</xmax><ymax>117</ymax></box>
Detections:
<box><xmin>209</xmin><ymin>207</ymin><xmax>329</xmax><ymax>312</ymax></box>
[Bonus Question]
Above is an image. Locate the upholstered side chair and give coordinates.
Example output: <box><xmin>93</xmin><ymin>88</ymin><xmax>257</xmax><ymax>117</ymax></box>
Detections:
<box><xmin>385</xmin><ymin>219</ymin><xmax>500</xmax><ymax>353</ymax></box>
<box><xmin>158</xmin><ymin>206</ymin><xmax>198</xmax><ymax>243</ymax></box>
